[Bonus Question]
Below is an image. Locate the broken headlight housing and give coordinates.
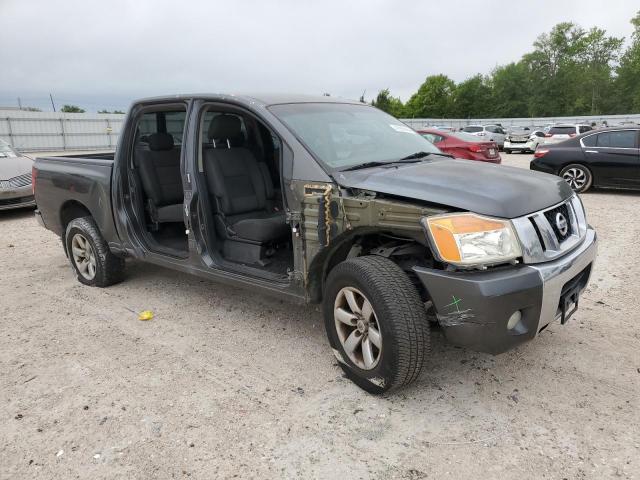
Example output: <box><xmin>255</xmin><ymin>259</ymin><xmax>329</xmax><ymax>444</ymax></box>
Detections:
<box><xmin>422</xmin><ymin>213</ymin><xmax>522</xmax><ymax>268</ymax></box>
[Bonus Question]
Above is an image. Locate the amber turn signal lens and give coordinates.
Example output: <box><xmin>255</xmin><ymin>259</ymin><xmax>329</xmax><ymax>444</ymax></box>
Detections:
<box><xmin>424</xmin><ymin>213</ymin><xmax>521</xmax><ymax>267</ymax></box>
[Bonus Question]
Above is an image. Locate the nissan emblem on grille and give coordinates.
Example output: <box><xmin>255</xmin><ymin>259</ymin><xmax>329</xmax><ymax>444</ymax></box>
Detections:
<box><xmin>555</xmin><ymin>212</ymin><xmax>569</xmax><ymax>236</ymax></box>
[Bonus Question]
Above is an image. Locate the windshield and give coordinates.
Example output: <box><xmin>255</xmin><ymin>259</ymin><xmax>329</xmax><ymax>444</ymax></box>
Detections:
<box><xmin>462</xmin><ymin>126</ymin><xmax>483</xmax><ymax>133</ymax></box>
<box><xmin>0</xmin><ymin>140</ymin><xmax>18</xmax><ymax>158</ymax></box>
<box><xmin>268</xmin><ymin>103</ymin><xmax>441</xmax><ymax>170</ymax></box>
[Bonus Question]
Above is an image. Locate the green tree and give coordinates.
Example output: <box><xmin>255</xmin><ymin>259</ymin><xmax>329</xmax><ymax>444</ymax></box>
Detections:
<box><xmin>405</xmin><ymin>74</ymin><xmax>456</xmax><ymax>118</ymax></box>
<box><xmin>371</xmin><ymin>88</ymin><xmax>405</xmax><ymax>117</ymax></box>
<box><xmin>574</xmin><ymin>27</ymin><xmax>623</xmax><ymax>114</ymax></box>
<box><xmin>60</xmin><ymin>105</ymin><xmax>85</xmax><ymax>113</ymax></box>
<box><xmin>489</xmin><ymin>62</ymin><xmax>531</xmax><ymax>117</ymax></box>
<box><xmin>615</xmin><ymin>10</ymin><xmax>640</xmax><ymax>112</ymax></box>
<box><xmin>452</xmin><ymin>74</ymin><xmax>492</xmax><ymax>117</ymax></box>
<box><xmin>522</xmin><ymin>22</ymin><xmax>586</xmax><ymax>116</ymax></box>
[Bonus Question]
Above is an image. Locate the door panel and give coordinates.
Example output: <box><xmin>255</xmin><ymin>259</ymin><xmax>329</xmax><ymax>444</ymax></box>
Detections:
<box><xmin>583</xmin><ymin>130</ymin><xmax>640</xmax><ymax>187</ymax></box>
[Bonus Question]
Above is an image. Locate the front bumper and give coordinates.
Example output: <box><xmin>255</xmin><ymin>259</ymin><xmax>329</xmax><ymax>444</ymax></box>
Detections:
<box><xmin>414</xmin><ymin>228</ymin><xmax>597</xmax><ymax>354</ymax></box>
<box><xmin>0</xmin><ymin>184</ymin><xmax>35</xmax><ymax>211</ymax></box>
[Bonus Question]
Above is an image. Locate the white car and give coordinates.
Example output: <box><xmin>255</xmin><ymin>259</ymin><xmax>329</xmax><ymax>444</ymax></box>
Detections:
<box><xmin>504</xmin><ymin>128</ymin><xmax>546</xmax><ymax>153</ymax></box>
<box><xmin>542</xmin><ymin>124</ymin><xmax>592</xmax><ymax>145</ymax></box>
<box><xmin>462</xmin><ymin>125</ymin><xmax>506</xmax><ymax>148</ymax></box>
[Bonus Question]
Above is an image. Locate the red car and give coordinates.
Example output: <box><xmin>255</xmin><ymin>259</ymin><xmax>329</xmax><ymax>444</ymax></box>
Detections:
<box><xmin>417</xmin><ymin>128</ymin><xmax>502</xmax><ymax>163</ymax></box>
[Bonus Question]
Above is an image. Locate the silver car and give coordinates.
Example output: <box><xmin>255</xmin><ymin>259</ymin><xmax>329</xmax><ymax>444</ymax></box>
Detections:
<box><xmin>462</xmin><ymin>124</ymin><xmax>507</xmax><ymax>148</ymax></box>
<box><xmin>0</xmin><ymin>139</ymin><xmax>35</xmax><ymax>210</ymax></box>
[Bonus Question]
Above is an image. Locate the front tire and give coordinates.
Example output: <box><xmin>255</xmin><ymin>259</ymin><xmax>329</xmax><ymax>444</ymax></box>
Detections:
<box><xmin>560</xmin><ymin>164</ymin><xmax>593</xmax><ymax>193</ymax></box>
<box><xmin>65</xmin><ymin>216</ymin><xmax>125</xmax><ymax>287</ymax></box>
<box><xmin>504</xmin><ymin>148</ymin><xmax>512</xmax><ymax>154</ymax></box>
<box><xmin>323</xmin><ymin>256</ymin><xmax>429</xmax><ymax>394</ymax></box>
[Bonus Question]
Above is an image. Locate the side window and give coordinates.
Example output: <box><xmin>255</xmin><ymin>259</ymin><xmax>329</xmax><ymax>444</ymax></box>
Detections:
<box><xmin>485</xmin><ymin>126</ymin><xmax>496</xmax><ymax>133</ymax></box>
<box><xmin>579</xmin><ymin>126</ymin><xmax>592</xmax><ymax>134</ymax></box>
<box><xmin>535</xmin><ymin>131</ymin><xmax>545</xmax><ymax>138</ymax></box>
<box><xmin>582</xmin><ymin>134</ymin><xmax>597</xmax><ymax>147</ymax></box>
<box><xmin>136</xmin><ymin>109</ymin><xmax>186</xmax><ymax>146</ymax></box>
<box><xmin>165</xmin><ymin>111</ymin><xmax>186</xmax><ymax>144</ymax></box>
<box><xmin>597</xmin><ymin>130</ymin><xmax>636</xmax><ymax>148</ymax></box>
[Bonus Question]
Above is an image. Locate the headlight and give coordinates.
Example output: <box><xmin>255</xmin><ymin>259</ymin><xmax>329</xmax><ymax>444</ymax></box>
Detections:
<box><xmin>422</xmin><ymin>213</ymin><xmax>522</xmax><ymax>267</ymax></box>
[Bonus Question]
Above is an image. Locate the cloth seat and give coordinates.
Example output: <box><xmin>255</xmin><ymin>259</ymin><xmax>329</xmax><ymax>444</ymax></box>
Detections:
<box><xmin>135</xmin><ymin>132</ymin><xmax>183</xmax><ymax>223</ymax></box>
<box><xmin>226</xmin><ymin>211</ymin><xmax>290</xmax><ymax>242</ymax></box>
<box><xmin>203</xmin><ymin>115</ymin><xmax>288</xmax><ymax>244</ymax></box>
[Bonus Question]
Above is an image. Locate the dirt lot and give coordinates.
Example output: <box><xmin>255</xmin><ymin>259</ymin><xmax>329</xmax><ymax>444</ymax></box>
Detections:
<box><xmin>1</xmin><ymin>153</ymin><xmax>639</xmax><ymax>479</ymax></box>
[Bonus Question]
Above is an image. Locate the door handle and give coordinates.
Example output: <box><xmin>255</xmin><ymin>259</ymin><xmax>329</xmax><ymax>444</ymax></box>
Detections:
<box><xmin>585</xmin><ymin>150</ymin><xmax>598</xmax><ymax>153</ymax></box>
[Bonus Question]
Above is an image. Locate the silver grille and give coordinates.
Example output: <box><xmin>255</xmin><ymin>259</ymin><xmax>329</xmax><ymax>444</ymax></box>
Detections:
<box><xmin>512</xmin><ymin>195</ymin><xmax>588</xmax><ymax>264</ymax></box>
<box><xmin>0</xmin><ymin>173</ymin><xmax>31</xmax><ymax>189</ymax></box>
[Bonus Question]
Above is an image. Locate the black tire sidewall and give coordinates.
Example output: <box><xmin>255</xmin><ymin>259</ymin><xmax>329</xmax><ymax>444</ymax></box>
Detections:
<box><xmin>324</xmin><ymin>263</ymin><xmax>406</xmax><ymax>394</ymax></box>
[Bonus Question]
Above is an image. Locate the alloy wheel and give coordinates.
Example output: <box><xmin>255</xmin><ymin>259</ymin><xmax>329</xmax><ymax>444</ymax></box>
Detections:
<box><xmin>71</xmin><ymin>233</ymin><xmax>97</xmax><ymax>280</ymax></box>
<box><xmin>334</xmin><ymin>287</ymin><xmax>382</xmax><ymax>370</ymax></box>
<box><xmin>562</xmin><ymin>167</ymin><xmax>587</xmax><ymax>190</ymax></box>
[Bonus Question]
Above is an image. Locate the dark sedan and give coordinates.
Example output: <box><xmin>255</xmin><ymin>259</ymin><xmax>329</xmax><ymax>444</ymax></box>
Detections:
<box><xmin>530</xmin><ymin>127</ymin><xmax>640</xmax><ymax>193</ymax></box>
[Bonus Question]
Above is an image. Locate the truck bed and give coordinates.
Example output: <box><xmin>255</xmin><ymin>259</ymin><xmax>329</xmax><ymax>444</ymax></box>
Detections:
<box><xmin>33</xmin><ymin>152</ymin><xmax>119</xmax><ymax>245</ymax></box>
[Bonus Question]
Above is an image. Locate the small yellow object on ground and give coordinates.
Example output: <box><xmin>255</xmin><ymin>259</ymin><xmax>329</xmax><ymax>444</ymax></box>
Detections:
<box><xmin>138</xmin><ymin>310</ymin><xmax>154</xmax><ymax>321</ymax></box>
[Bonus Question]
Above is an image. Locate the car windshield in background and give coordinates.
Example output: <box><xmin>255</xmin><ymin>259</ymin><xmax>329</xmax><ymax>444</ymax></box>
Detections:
<box><xmin>549</xmin><ymin>126</ymin><xmax>576</xmax><ymax>135</ymax></box>
<box><xmin>452</xmin><ymin>132</ymin><xmax>485</xmax><ymax>142</ymax></box>
<box><xmin>0</xmin><ymin>140</ymin><xmax>18</xmax><ymax>158</ymax></box>
<box><xmin>269</xmin><ymin>103</ymin><xmax>441</xmax><ymax>170</ymax></box>
<box><xmin>462</xmin><ymin>126</ymin><xmax>483</xmax><ymax>133</ymax></box>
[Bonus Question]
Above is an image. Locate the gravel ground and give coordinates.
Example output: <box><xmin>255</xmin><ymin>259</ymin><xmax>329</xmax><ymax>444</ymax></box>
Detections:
<box><xmin>1</xmin><ymin>153</ymin><xmax>639</xmax><ymax>479</ymax></box>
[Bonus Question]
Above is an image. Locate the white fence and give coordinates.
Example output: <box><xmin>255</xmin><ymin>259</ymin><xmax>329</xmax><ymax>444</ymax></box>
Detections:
<box><xmin>3</xmin><ymin>109</ymin><xmax>640</xmax><ymax>153</ymax></box>
<box><xmin>401</xmin><ymin>113</ymin><xmax>640</xmax><ymax>130</ymax></box>
<box><xmin>0</xmin><ymin>110</ymin><xmax>125</xmax><ymax>152</ymax></box>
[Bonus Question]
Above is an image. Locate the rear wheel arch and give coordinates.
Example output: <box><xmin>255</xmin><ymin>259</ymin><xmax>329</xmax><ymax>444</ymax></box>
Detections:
<box><xmin>60</xmin><ymin>200</ymin><xmax>92</xmax><ymax>233</ymax></box>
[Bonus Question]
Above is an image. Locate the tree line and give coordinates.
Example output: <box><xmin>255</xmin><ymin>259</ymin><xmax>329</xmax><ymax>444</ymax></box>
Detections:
<box><xmin>372</xmin><ymin>11</ymin><xmax>640</xmax><ymax>119</ymax></box>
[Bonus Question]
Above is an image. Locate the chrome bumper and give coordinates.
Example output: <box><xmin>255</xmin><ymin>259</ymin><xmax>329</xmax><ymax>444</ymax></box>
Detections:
<box><xmin>529</xmin><ymin>227</ymin><xmax>597</xmax><ymax>330</ymax></box>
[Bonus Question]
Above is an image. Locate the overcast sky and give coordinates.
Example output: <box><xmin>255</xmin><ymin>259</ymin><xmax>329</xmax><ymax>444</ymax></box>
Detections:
<box><xmin>1</xmin><ymin>0</ymin><xmax>637</xmax><ymax>111</ymax></box>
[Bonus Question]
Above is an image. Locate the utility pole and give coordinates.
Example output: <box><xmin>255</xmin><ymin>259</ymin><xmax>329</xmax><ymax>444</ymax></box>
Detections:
<box><xmin>49</xmin><ymin>93</ymin><xmax>56</xmax><ymax>112</ymax></box>
<box><xmin>17</xmin><ymin>97</ymin><xmax>22</xmax><ymax>110</ymax></box>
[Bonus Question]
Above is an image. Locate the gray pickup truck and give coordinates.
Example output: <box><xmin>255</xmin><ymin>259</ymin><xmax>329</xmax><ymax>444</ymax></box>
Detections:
<box><xmin>33</xmin><ymin>94</ymin><xmax>597</xmax><ymax>393</ymax></box>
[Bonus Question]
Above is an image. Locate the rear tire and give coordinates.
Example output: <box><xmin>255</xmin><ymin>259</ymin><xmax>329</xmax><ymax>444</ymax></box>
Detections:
<box><xmin>504</xmin><ymin>148</ymin><xmax>512</xmax><ymax>154</ymax></box>
<box><xmin>323</xmin><ymin>256</ymin><xmax>429</xmax><ymax>394</ymax></box>
<box><xmin>65</xmin><ymin>216</ymin><xmax>125</xmax><ymax>287</ymax></box>
<box><xmin>560</xmin><ymin>164</ymin><xmax>593</xmax><ymax>193</ymax></box>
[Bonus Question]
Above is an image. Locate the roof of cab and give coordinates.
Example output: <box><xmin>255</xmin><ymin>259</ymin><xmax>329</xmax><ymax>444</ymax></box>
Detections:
<box><xmin>133</xmin><ymin>93</ymin><xmax>363</xmax><ymax>108</ymax></box>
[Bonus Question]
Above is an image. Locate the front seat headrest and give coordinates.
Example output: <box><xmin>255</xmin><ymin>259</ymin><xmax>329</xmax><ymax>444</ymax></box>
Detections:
<box><xmin>147</xmin><ymin>132</ymin><xmax>174</xmax><ymax>151</ymax></box>
<box><xmin>208</xmin><ymin>115</ymin><xmax>243</xmax><ymax>145</ymax></box>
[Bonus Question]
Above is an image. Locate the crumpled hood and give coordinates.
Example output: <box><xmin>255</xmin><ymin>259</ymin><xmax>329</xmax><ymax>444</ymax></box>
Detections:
<box><xmin>0</xmin><ymin>155</ymin><xmax>33</xmax><ymax>180</ymax></box>
<box><xmin>336</xmin><ymin>157</ymin><xmax>573</xmax><ymax>219</ymax></box>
